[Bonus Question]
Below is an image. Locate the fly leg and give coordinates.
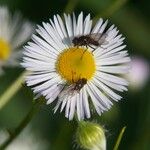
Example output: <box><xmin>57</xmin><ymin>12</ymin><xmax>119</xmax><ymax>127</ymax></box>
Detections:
<box><xmin>87</xmin><ymin>45</ymin><xmax>97</xmax><ymax>54</ymax></box>
<box><xmin>80</xmin><ymin>45</ymin><xmax>88</xmax><ymax>59</ymax></box>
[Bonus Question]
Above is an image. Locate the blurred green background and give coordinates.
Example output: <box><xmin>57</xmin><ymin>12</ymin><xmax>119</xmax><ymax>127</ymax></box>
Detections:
<box><xmin>0</xmin><ymin>0</ymin><xmax>150</xmax><ymax>150</ymax></box>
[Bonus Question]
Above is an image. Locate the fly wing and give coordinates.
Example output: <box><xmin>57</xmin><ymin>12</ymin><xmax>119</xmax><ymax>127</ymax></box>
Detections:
<box><xmin>89</xmin><ymin>33</ymin><xmax>103</xmax><ymax>41</ymax></box>
<box><xmin>90</xmin><ymin>33</ymin><xmax>109</xmax><ymax>45</ymax></box>
<box><xmin>58</xmin><ymin>84</ymin><xmax>77</xmax><ymax>100</ymax></box>
<box><xmin>98</xmin><ymin>33</ymin><xmax>109</xmax><ymax>45</ymax></box>
<box><xmin>54</xmin><ymin>84</ymin><xmax>79</xmax><ymax>113</ymax></box>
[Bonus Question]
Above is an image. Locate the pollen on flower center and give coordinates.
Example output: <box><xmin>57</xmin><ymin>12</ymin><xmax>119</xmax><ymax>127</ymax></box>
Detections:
<box><xmin>0</xmin><ymin>38</ymin><xmax>10</xmax><ymax>60</ymax></box>
<box><xmin>56</xmin><ymin>47</ymin><xmax>96</xmax><ymax>83</ymax></box>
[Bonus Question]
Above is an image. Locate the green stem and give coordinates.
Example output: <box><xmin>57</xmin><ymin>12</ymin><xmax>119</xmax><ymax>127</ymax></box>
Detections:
<box><xmin>0</xmin><ymin>100</ymin><xmax>41</xmax><ymax>150</ymax></box>
<box><xmin>0</xmin><ymin>71</ymin><xmax>29</xmax><ymax>110</ymax></box>
<box><xmin>113</xmin><ymin>126</ymin><xmax>126</xmax><ymax>150</ymax></box>
<box><xmin>94</xmin><ymin>0</ymin><xmax>128</xmax><ymax>21</ymax></box>
<box><xmin>63</xmin><ymin>0</ymin><xmax>79</xmax><ymax>13</ymax></box>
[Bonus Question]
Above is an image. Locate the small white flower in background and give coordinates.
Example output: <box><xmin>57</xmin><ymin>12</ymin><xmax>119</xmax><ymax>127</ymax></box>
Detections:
<box><xmin>22</xmin><ymin>12</ymin><xmax>130</xmax><ymax>120</ymax></box>
<box><xmin>76</xmin><ymin>121</ymin><xmax>106</xmax><ymax>150</ymax></box>
<box><xmin>0</xmin><ymin>6</ymin><xmax>34</xmax><ymax>74</ymax></box>
<box><xmin>126</xmin><ymin>56</ymin><xmax>149</xmax><ymax>90</ymax></box>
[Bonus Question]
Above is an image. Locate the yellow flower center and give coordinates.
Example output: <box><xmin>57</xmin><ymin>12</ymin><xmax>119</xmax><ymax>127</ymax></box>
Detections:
<box><xmin>0</xmin><ymin>38</ymin><xmax>11</xmax><ymax>61</ymax></box>
<box><xmin>56</xmin><ymin>47</ymin><xmax>96</xmax><ymax>83</ymax></box>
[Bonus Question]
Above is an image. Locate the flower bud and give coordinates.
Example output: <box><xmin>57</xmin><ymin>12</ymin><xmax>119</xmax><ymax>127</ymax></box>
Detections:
<box><xmin>76</xmin><ymin>121</ymin><xmax>106</xmax><ymax>150</ymax></box>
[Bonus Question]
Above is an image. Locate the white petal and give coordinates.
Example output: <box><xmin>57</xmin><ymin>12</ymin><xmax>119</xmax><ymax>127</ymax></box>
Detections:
<box><xmin>36</xmin><ymin>25</ymin><xmax>62</xmax><ymax>51</ymax></box>
<box><xmin>96</xmin><ymin>77</ymin><xmax>127</xmax><ymax>92</ymax></box>
<box><xmin>65</xmin><ymin>97</ymin><xmax>71</xmax><ymax>118</ymax></box>
<box><xmin>92</xmin><ymin>77</ymin><xmax>122</xmax><ymax>101</ymax></box>
<box><xmin>98</xmin><ymin>20</ymin><xmax>108</xmax><ymax>34</ymax></box>
<box><xmin>95</xmin><ymin>71</ymin><xmax>128</xmax><ymax>85</ymax></box>
<box><xmin>87</xmin><ymin>84</ymin><xmax>105</xmax><ymax>113</ymax></box>
<box><xmin>32</xmin><ymin>34</ymin><xmax>59</xmax><ymax>56</ymax></box>
<box><xmin>76</xmin><ymin>93</ymin><xmax>81</xmax><ymax>120</ymax></box>
<box><xmin>53</xmin><ymin>15</ymin><xmax>66</xmax><ymax>40</ymax></box>
<box><xmin>73</xmin><ymin>13</ymin><xmax>77</xmax><ymax>36</ymax></box>
<box><xmin>42</xmin><ymin>22</ymin><xmax>66</xmax><ymax>50</ymax></box>
<box><xmin>32</xmin><ymin>75</ymin><xmax>61</xmax><ymax>93</ymax></box>
<box><xmin>99</xmin><ymin>45</ymin><xmax>127</xmax><ymax>58</ymax></box>
<box><xmin>46</xmin><ymin>85</ymin><xmax>63</xmax><ymax>104</ymax></box>
<box><xmin>97</xmin><ymin>65</ymin><xmax>130</xmax><ymax>74</ymax></box>
<box><xmin>76</xmin><ymin>12</ymin><xmax>83</xmax><ymax>35</ymax></box>
<box><xmin>89</xmin><ymin>82</ymin><xmax>113</xmax><ymax>108</ymax></box>
<box><xmin>64</xmin><ymin>14</ymin><xmax>73</xmax><ymax>39</ymax></box>
<box><xmin>92</xmin><ymin>18</ymin><xmax>103</xmax><ymax>33</ymax></box>
<box><xmin>60</xmin><ymin>96</ymin><xmax>68</xmax><ymax>112</ymax></box>
<box><xmin>26</xmin><ymin>42</ymin><xmax>57</xmax><ymax>58</ymax></box>
<box><xmin>69</xmin><ymin>95</ymin><xmax>77</xmax><ymax>120</ymax></box>
<box><xmin>26</xmin><ymin>72</ymin><xmax>57</xmax><ymax>86</ymax></box>
<box><xmin>82</xmin><ymin>87</ymin><xmax>91</xmax><ymax>118</ymax></box>
<box><xmin>96</xmin><ymin>54</ymin><xmax>130</xmax><ymax>65</ymax></box>
<box><xmin>11</xmin><ymin>21</ymin><xmax>33</xmax><ymax>49</ymax></box>
<box><xmin>83</xmin><ymin>14</ymin><xmax>92</xmax><ymax>35</ymax></box>
<box><xmin>86</xmin><ymin>85</ymin><xmax>102</xmax><ymax>115</ymax></box>
<box><xmin>79</xmin><ymin>91</ymin><xmax>84</xmax><ymax>120</ymax></box>
<box><xmin>23</xmin><ymin>51</ymin><xmax>55</xmax><ymax>63</ymax></box>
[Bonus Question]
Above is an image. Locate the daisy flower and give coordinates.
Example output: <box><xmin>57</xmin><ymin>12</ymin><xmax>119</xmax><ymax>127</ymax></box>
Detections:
<box><xmin>0</xmin><ymin>6</ymin><xmax>33</xmax><ymax>74</ymax></box>
<box><xmin>22</xmin><ymin>12</ymin><xmax>130</xmax><ymax>120</ymax></box>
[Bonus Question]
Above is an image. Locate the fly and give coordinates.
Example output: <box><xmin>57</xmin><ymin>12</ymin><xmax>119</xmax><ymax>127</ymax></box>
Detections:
<box><xmin>72</xmin><ymin>33</ymin><xmax>108</xmax><ymax>51</ymax></box>
<box><xmin>58</xmin><ymin>78</ymin><xmax>87</xmax><ymax>99</ymax></box>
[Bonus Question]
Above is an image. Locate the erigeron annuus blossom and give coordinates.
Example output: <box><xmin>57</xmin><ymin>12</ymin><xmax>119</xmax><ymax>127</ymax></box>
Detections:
<box><xmin>0</xmin><ymin>6</ymin><xmax>33</xmax><ymax>74</ymax></box>
<box><xmin>22</xmin><ymin>12</ymin><xmax>130</xmax><ymax>120</ymax></box>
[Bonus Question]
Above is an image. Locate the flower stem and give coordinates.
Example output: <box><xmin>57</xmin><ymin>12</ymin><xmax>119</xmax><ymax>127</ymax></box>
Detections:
<box><xmin>0</xmin><ymin>100</ymin><xmax>41</xmax><ymax>150</ymax></box>
<box><xmin>113</xmin><ymin>126</ymin><xmax>126</xmax><ymax>150</ymax></box>
<box><xmin>0</xmin><ymin>70</ymin><xmax>29</xmax><ymax>110</ymax></box>
<box><xmin>94</xmin><ymin>0</ymin><xmax>128</xmax><ymax>21</ymax></box>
